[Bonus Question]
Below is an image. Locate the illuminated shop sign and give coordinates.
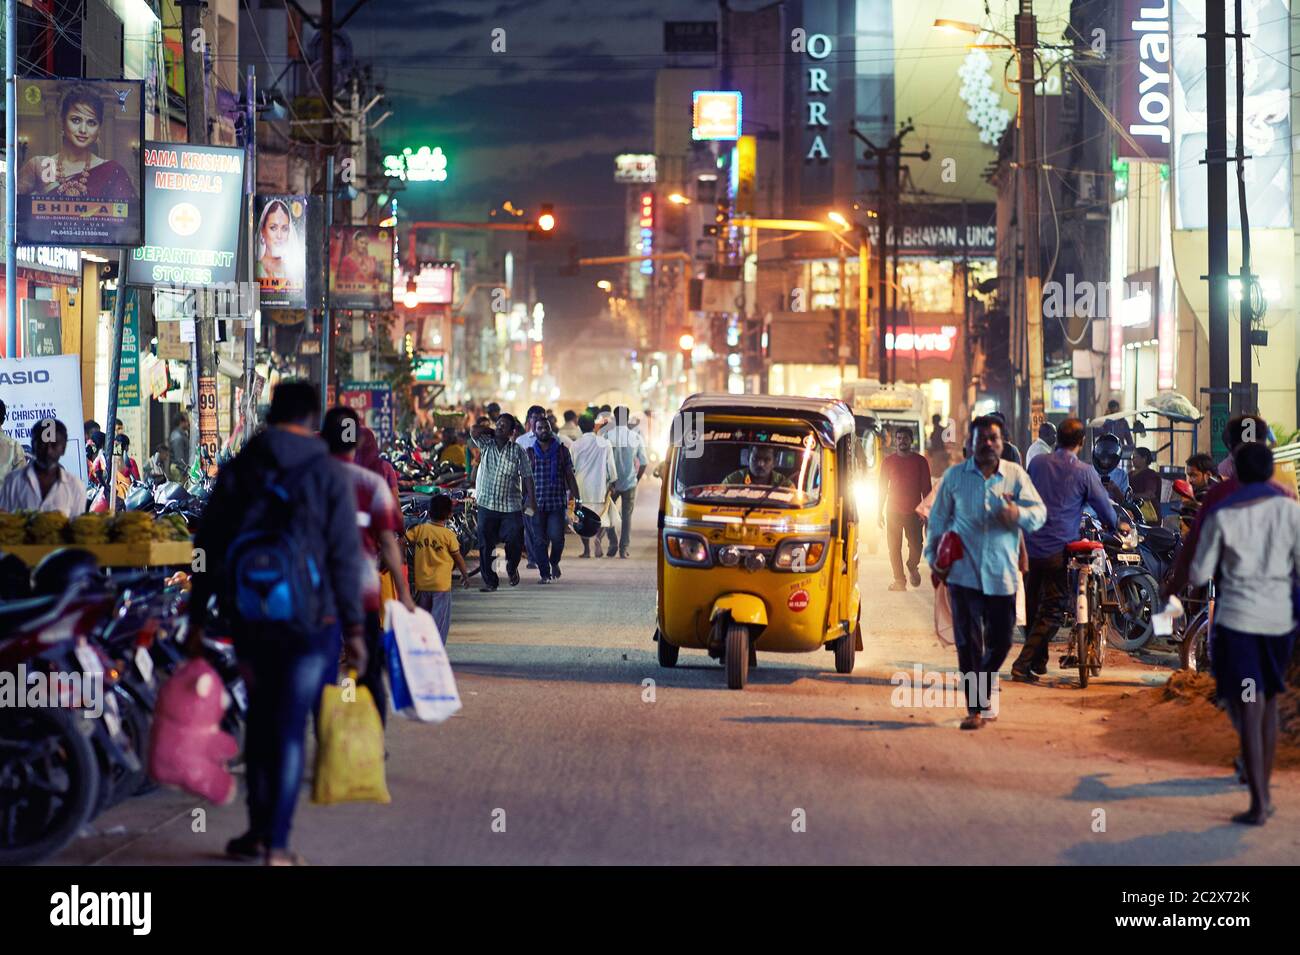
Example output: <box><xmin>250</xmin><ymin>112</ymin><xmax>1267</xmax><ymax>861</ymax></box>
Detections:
<box><xmin>692</xmin><ymin>91</ymin><xmax>742</xmax><ymax>141</ymax></box>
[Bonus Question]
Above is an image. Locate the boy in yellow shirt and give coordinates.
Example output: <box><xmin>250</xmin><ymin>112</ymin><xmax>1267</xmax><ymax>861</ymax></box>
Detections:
<box><xmin>406</xmin><ymin>495</ymin><xmax>470</xmax><ymax>643</ymax></box>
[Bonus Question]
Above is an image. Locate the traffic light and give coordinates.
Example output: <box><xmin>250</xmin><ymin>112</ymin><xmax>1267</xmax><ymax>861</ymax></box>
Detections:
<box><xmin>703</xmin><ymin>199</ymin><xmax>729</xmax><ymax>238</ymax></box>
<box><xmin>530</xmin><ymin>203</ymin><xmax>556</xmax><ymax>240</ymax></box>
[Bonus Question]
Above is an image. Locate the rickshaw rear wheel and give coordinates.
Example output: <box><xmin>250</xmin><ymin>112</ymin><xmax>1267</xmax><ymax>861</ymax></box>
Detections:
<box><xmin>656</xmin><ymin>630</ymin><xmax>679</xmax><ymax>667</ymax></box>
<box><xmin>833</xmin><ymin>627</ymin><xmax>857</xmax><ymax>674</ymax></box>
<box><xmin>725</xmin><ymin>623</ymin><xmax>749</xmax><ymax>689</ymax></box>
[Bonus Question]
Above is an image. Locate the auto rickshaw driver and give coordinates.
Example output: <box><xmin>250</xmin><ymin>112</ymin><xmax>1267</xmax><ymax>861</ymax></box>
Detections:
<box><xmin>722</xmin><ymin>444</ymin><xmax>793</xmax><ymax>487</ymax></box>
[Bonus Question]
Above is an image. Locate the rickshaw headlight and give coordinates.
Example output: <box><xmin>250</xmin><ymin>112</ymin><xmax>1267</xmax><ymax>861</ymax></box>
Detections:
<box><xmin>665</xmin><ymin>532</ymin><xmax>710</xmax><ymax>565</ymax></box>
<box><xmin>774</xmin><ymin>539</ymin><xmax>826</xmax><ymax>571</ymax></box>
<box><xmin>717</xmin><ymin>545</ymin><xmax>742</xmax><ymax>567</ymax></box>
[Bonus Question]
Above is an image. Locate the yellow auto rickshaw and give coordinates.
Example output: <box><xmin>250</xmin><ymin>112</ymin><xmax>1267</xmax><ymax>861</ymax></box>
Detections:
<box><xmin>654</xmin><ymin>394</ymin><xmax>863</xmax><ymax>689</ymax></box>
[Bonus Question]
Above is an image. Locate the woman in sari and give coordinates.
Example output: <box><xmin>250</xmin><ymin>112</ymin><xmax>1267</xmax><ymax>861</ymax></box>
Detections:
<box><xmin>17</xmin><ymin>84</ymin><xmax>136</xmax><ymax>201</ymax></box>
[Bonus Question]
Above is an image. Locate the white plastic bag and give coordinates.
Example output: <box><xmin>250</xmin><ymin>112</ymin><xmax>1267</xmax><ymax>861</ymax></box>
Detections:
<box><xmin>384</xmin><ymin>600</ymin><xmax>462</xmax><ymax>723</ymax></box>
<box><xmin>1015</xmin><ymin>569</ymin><xmax>1027</xmax><ymax>628</ymax></box>
<box><xmin>934</xmin><ymin>581</ymin><xmax>954</xmax><ymax>645</ymax></box>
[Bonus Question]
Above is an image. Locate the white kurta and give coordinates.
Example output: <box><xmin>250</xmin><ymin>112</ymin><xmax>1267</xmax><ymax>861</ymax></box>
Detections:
<box><xmin>570</xmin><ymin>432</ymin><xmax>615</xmax><ymax>527</ymax></box>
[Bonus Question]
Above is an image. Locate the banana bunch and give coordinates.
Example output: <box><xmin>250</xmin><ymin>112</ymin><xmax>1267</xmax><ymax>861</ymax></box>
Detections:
<box><xmin>68</xmin><ymin>513</ymin><xmax>111</xmax><ymax>545</ymax></box>
<box><xmin>152</xmin><ymin>513</ymin><xmax>191</xmax><ymax>542</ymax></box>
<box><xmin>0</xmin><ymin>512</ymin><xmax>27</xmax><ymax>546</ymax></box>
<box><xmin>27</xmin><ymin>511</ymin><xmax>69</xmax><ymax>545</ymax></box>
<box><xmin>110</xmin><ymin>511</ymin><xmax>154</xmax><ymax>545</ymax></box>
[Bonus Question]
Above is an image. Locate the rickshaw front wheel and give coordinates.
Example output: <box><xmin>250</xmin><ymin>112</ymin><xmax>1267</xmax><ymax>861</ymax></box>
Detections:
<box><xmin>656</xmin><ymin>629</ymin><xmax>679</xmax><ymax>667</ymax></box>
<box><xmin>833</xmin><ymin>626</ymin><xmax>857</xmax><ymax>674</ymax></box>
<box><xmin>725</xmin><ymin>623</ymin><xmax>749</xmax><ymax>690</ymax></box>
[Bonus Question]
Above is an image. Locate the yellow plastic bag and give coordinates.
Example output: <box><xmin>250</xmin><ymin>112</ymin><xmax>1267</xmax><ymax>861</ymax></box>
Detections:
<box><xmin>312</xmin><ymin>676</ymin><xmax>391</xmax><ymax>806</ymax></box>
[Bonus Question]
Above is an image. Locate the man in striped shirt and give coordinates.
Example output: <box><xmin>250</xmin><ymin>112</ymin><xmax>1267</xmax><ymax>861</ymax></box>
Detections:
<box><xmin>469</xmin><ymin>413</ymin><xmax>536</xmax><ymax>592</ymax></box>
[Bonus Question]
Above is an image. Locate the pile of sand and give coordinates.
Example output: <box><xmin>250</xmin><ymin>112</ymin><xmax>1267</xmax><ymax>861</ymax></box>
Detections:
<box><xmin>1094</xmin><ymin>668</ymin><xmax>1300</xmax><ymax>770</ymax></box>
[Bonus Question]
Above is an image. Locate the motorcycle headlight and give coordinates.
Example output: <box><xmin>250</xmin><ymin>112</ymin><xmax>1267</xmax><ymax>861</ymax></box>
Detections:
<box><xmin>664</xmin><ymin>532</ymin><xmax>710</xmax><ymax>566</ymax></box>
<box><xmin>773</xmin><ymin>539</ymin><xmax>827</xmax><ymax>571</ymax></box>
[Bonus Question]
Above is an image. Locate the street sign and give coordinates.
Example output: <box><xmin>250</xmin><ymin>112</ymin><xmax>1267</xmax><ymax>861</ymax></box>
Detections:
<box><xmin>414</xmin><ymin>355</ymin><xmax>445</xmax><ymax>382</ymax></box>
<box><xmin>339</xmin><ymin>380</ymin><xmax>395</xmax><ymax>443</ymax></box>
<box><xmin>692</xmin><ymin>91</ymin><xmax>742</xmax><ymax>141</ymax></box>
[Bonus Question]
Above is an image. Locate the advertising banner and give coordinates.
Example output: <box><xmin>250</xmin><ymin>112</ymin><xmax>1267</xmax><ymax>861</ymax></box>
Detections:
<box><xmin>255</xmin><ymin>194</ymin><xmax>311</xmax><ymax>308</ymax></box>
<box><xmin>339</xmin><ymin>380</ymin><xmax>395</xmax><ymax>443</ymax></box>
<box><xmin>20</xmin><ymin>300</ymin><xmax>62</xmax><ymax>357</ymax></box>
<box><xmin>127</xmin><ymin>142</ymin><xmax>246</xmax><ymax>286</ymax></box>
<box><xmin>0</xmin><ymin>354</ymin><xmax>88</xmax><ymax>483</ymax></box>
<box><xmin>329</xmin><ymin>227</ymin><xmax>394</xmax><ymax>310</ymax></box>
<box><xmin>1171</xmin><ymin>0</ymin><xmax>1292</xmax><ymax>228</ymax></box>
<box><xmin>14</xmin><ymin>78</ymin><xmax>144</xmax><ymax>246</ymax></box>
<box><xmin>1115</xmin><ymin>0</ymin><xmax>1172</xmax><ymax>160</ymax></box>
<box><xmin>118</xmin><ymin>289</ymin><xmax>142</xmax><ymax>408</ymax></box>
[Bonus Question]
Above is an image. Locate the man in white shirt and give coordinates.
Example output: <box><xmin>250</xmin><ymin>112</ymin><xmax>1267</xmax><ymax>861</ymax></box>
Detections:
<box><xmin>570</xmin><ymin>414</ymin><xmax>615</xmax><ymax>557</ymax></box>
<box><xmin>0</xmin><ymin>399</ymin><xmax>27</xmax><ymax>482</ymax></box>
<box><xmin>0</xmin><ymin>417</ymin><xmax>85</xmax><ymax>517</ymax></box>
<box><xmin>1024</xmin><ymin>420</ymin><xmax>1056</xmax><ymax>469</ymax></box>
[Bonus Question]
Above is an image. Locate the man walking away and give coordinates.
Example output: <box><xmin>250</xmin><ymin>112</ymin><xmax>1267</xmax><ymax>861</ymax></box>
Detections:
<box><xmin>1189</xmin><ymin>442</ymin><xmax>1300</xmax><ymax>825</ymax></box>
<box><xmin>407</xmin><ymin>494</ymin><xmax>470</xmax><ymax>642</ymax></box>
<box><xmin>169</xmin><ymin>412</ymin><xmax>190</xmax><ymax>474</ymax></box>
<box><xmin>322</xmin><ymin>407</ymin><xmax>416</xmax><ymax>727</ymax></box>
<box><xmin>879</xmin><ymin>427</ymin><xmax>931</xmax><ymax>590</ymax></box>
<box><xmin>1024</xmin><ymin>421</ymin><xmax>1056</xmax><ymax>469</ymax></box>
<box><xmin>1012</xmin><ymin>417</ymin><xmax>1124</xmax><ymax>682</ymax></box>
<box><xmin>186</xmin><ymin>382</ymin><xmax>365</xmax><ymax>866</ymax></box>
<box><xmin>526</xmin><ymin>414</ymin><xmax>580</xmax><ymax>582</ymax></box>
<box><xmin>604</xmin><ymin>405</ymin><xmax>648</xmax><ymax>558</ymax></box>
<box><xmin>926</xmin><ymin>413</ymin><xmax>950</xmax><ymax>476</ymax></box>
<box><xmin>558</xmin><ymin>409</ymin><xmax>582</xmax><ymax>443</ymax></box>
<box><xmin>925</xmin><ymin>416</ymin><xmax>1046</xmax><ymax>728</ymax></box>
<box><xmin>469</xmin><ymin>413</ymin><xmax>536</xmax><ymax>591</ymax></box>
<box><xmin>1100</xmin><ymin>399</ymin><xmax>1134</xmax><ymax>449</ymax></box>
<box><xmin>571</xmin><ymin>414</ymin><xmax>615</xmax><ymax>557</ymax></box>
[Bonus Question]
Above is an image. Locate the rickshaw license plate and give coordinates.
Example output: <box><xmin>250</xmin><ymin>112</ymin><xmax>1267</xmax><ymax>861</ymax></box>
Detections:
<box><xmin>1117</xmin><ymin>553</ymin><xmax>1141</xmax><ymax>563</ymax></box>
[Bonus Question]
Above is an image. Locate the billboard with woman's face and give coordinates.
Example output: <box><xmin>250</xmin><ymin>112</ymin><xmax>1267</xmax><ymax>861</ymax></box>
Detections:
<box><xmin>14</xmin><ymin>78</ymin><xmax>144</xmax><ymax>246</ymax></box>
<box><xmin>329</xmin><ymin>226</ymin><xmax>393</xmax><ymax>310</ymax></box>
<box><xmin>255</xmin><ymin>195</ymin><xmax>309</xmax><ymax>307</ymax></box>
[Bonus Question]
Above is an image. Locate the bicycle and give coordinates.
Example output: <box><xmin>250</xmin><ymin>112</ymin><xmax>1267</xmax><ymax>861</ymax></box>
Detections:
<box><xmin>1061</xmin><ymin>538</ymin><xmax>1107</xmax><ymax>688</ymax></box>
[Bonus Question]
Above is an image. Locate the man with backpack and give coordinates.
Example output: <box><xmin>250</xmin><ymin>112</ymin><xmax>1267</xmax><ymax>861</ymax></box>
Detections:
<box><xmin>186</xmin><ymin>381</ymin><xmax>366</xmax><ymax>866</ymax></box>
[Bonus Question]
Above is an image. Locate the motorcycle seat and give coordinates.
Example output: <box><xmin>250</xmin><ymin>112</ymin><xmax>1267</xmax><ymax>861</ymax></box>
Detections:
<box><xmin>0</xmin><ymin>593</ymin><xmax>62</xmax><ymax>633</ymax></box>
<box><xmin>1066</xmin><ymin>539</ymin><xmax>1105</xmax><ymax>553</ymax></box>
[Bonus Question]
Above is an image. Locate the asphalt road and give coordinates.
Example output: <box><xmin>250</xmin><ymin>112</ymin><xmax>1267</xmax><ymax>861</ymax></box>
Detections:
<box><xmin>52</xmin><ymin>480</ymin><xmax>1300</xmax><ymax>865</ymax></box>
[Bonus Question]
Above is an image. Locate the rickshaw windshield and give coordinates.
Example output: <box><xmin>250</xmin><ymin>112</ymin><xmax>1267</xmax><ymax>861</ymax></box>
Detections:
<box><xmin>674</xmin><ymin>424</ymin><xmax>822</xmax><ymax>508</ymax></box>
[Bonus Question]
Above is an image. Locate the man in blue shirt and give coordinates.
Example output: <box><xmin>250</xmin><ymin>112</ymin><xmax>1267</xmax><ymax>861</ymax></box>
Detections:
<box><xmin>1012</xmin><ymin>417</ymin><xmax>1126</xmax><ymax>682</ymax></box>
<box><xmin>925</xmin><ymin>416</ymin><xmax>1046</xmax><ymax>729</ymax></box>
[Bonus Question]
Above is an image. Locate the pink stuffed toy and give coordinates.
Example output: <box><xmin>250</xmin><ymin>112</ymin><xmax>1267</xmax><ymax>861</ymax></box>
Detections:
<box><xmin>148</xmin><ymin>658</ymin><xmax>239</xmax><ymax>804</ymax></box>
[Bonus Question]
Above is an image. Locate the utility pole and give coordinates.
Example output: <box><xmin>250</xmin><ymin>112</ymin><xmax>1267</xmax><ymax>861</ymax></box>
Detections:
<box><xmin>1232</xmin><ymin>0</ymin><xmax>1254</xmax><ymax>415</ymax></box>
<box><xmin>851</xmin><ymin>122</ymin><xmax>928</xmax><ymax>384</ymax></box>
<box><xmin>5</xmin><ymin>0</ymin><xmax>17</xmax><ymax>359</ymax></box>
<box><xmin>1016</xmin><ymin>0</ymin><xmax>1044</xmax><ymax>446</ymax></box>
<box><xmin>179</xmin><ymin>0</ymin><xmax>215</xmax><ymax>473</ymax></box>
<box><xmin>242</xmin><ymin>65</ymin><xmax>259</xmax><ymax>441</ymax></box>
<box><xmin>320</xmin><ymin>0</ymin><xmax>337</xmax><ymax>409</ymax></box>
<box><xmin>1204</xmin><ymin>0</ymin><xmax>1230</xmax><ymax>456</ymax></box>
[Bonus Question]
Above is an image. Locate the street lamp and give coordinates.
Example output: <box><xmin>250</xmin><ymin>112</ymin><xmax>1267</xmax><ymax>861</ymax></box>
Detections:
<box><xmin>403</xmin><ymin>276</ymin><xmax>419</xmax><ymax>309</ymax></box>
<box><xmin>827</xmin><ymin>210</ymin><xmax>851</xmax><ymax>231</ymax></box>
<box><xmin>932</xmin><ymin>18</ymin><xmax>982</xmax><ymax>36</ymax></box>
<box><xmin>678</xmin><ymin>333</ymin><xmax>695</xmax><ymax>352</ymax></box>
<box><xmin>596</xmin><ymin>280</ymin><xmax>612</xmax><ymax>292</ymax></box>
<box><xmin>668</xmin><ymin>193</ymin><xmax>691</xmax><ymax>205</ymax></box>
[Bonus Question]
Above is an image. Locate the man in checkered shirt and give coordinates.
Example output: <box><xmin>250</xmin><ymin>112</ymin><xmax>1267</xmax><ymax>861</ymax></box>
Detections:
<box><xmin>469</xmin><ymin>413</ymin><xmax>536</xmax><ymax>591</ymax></box>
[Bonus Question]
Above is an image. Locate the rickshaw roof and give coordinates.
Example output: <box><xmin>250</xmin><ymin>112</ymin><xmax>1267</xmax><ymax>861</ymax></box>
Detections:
<box><xmin>678</xmin><ymin>393</ymin><xmax>856</xmax><ymax>443</ymax></box>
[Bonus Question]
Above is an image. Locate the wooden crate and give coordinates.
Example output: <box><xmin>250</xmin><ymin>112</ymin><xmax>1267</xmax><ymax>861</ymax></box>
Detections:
<box><xmin>5</xmin><ymin>540</ymin><xmax>193</xmax><ymax>568</ymax></box>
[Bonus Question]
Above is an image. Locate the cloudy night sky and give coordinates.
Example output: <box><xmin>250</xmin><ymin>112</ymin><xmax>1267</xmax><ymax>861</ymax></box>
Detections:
<box><xmin>346</xmin><ymin>0</ymin><xmax>713</xmax><ymax>244</ymax></box>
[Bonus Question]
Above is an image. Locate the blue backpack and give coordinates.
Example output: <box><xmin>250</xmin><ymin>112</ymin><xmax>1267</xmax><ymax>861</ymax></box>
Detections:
<box><xmin>225</xmin><ymin>458</ymin><xmax>323</xmax><ymax>633</ymax></box>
